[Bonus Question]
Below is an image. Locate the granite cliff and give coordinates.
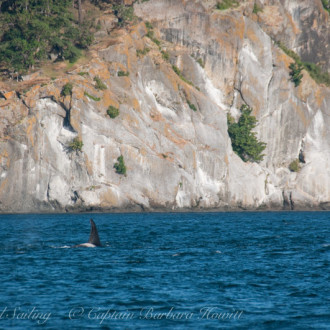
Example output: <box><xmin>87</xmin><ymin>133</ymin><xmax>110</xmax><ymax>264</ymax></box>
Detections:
<box><xmin>0</xmin><ymin>0</ymin><xmax>329</xmax><ymax>212</ymax></box>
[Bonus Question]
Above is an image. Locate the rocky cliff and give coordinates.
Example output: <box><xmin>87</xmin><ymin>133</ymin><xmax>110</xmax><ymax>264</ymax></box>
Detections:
<box><xmin>0</xmin><ymin>0</ymin><xmax>329</xmax><ymax>212</ymax></box>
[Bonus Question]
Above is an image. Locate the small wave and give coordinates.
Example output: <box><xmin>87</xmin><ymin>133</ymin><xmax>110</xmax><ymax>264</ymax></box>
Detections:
<box><xmin>51</xmin><ymin>245</ymin><xmax>71</xmax><ymax>249</ymax></box>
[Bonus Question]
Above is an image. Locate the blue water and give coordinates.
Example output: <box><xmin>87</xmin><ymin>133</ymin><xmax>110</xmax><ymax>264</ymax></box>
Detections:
<box><xmin>0</xmin><ymin>212</ymin><xmax>329</xmax><ymax>329</ymax></box>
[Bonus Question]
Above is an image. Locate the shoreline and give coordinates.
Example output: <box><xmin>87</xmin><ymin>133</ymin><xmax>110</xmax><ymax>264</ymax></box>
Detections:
<box><xmin>1</xmin><ymin>204</ymin><xmax>330</xmax><ymax>215</ymax></box>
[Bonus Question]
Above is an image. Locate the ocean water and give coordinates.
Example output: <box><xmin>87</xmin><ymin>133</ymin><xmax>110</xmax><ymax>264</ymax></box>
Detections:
<box><xmin>0</xmin><ymin>212</ymin><xmax>329</xmax><ymax>329</ymax></box>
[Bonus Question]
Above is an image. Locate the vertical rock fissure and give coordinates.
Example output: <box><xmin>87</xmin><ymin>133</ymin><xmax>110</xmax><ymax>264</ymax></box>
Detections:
<box><xmin>289</xmin><ymin>192</ymin><xmax>295</xmax><ymax>210</ymax></box>
<box><xmin>41</xmin><ymin>96</ymin><xmax>76</xmax><ymax>133</ymax></box>
<box><xmin>233</xmin><ymin>87</ymin><xmax>251</xmax><ymax>109</ymax></box>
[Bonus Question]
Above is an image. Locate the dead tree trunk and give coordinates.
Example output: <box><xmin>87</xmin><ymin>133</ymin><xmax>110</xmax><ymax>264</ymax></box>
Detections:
<box><xmin>78</xmin><ymin>0</ymin><xmax>83</xmax><ymax>24</ymax></box>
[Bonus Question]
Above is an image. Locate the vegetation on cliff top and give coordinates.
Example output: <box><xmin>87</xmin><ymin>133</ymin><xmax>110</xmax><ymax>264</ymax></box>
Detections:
<box><xmin>0</xmin><ymin>0</ymin><xmax>328</xmax><ymax>90</ymax></box>
<box><xmin>0</xmin><ymin>1</ymin><xmax>151</xmax><ymax>78</ymax></box>
<box><xmin>0</xmin><ymin>0</ymin><xmax>96</xmax><ymax>77</ymax></box>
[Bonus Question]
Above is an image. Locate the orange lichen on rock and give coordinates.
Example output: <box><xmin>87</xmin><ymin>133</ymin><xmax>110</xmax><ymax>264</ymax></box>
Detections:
<box><xmin>289</xmin><ymin>98</ymin><xmax>310</xmax><ymax>128</ymax></box>
<box><xmin>84</xmin><ymin>154</ymin><xmax>94</xmax><ymax>176</ymax></box>
<box><xmin>0</xmin><ymin>150</ymin><xmax>9</xmax><ymax>167</ymax></box>
<box><xmin>149</xmin><ymin>110</ymin><xmax>164</xmax><ymax>122</ymax></box>
<box><xmin>259</xmin><ymin>6</ymin><xmax>284</xmax><ymax>34</ymax></box>
<box><xmin>0</xmin><ymin>178</ymin><xmax>8</xmax><ymax>194</ymax></box>
<box><xmin>314</xmin><ymin>88</ymin><xmax>326</xmax><ymax>108</ymax></box>
<box><xmin>26</xmin><ymin>116</ymin><xmax>37</xmax><ymax>147</ymax></box>
<box><xmin>123</xmin><ymin>112</ymin><xmax>139</xmax><ymax>128</ymax></box>
<box><xmin>274</xmin><ymin>48</ymin><xmax>292</xmax><ymax>68</ymax></box>
<box><xmin>73</xmin><ymin>85</ymin><xmax>86</xmax><ymax>100</ymax></box>
<box><xmin>164</xmin><ymin>123</ymin><xmax>187</xmax><ymax>148</ymax></box>
<box><xmin>3</xmin><ymin>91</ymin><xmax>16</xmax><ymax>100</ymax></box>
<box><xmin>285</xmin><ymin>11</ymin><xmax>301</xmax><ymax>35</ymax></box>
<box><xmin>101</xmin><ymin>188</ymin><xmax>121</xmax><ymax>207</ymax></box>
<box><xmin>132</xmin><ymin>98</ymin><xmax>141</xmax><ymax>112</ymax></box>
<box><xmin>102</xmin><ymin>90</ymin><xmax>119</xmax><ymax>109</ymax></box>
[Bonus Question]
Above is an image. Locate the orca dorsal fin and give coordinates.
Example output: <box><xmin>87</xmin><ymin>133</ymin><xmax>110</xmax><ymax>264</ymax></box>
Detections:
<box><xmin>88</xmin><ymin>219</ymin><xmax>102</xmax><ymax>247</ymax></box>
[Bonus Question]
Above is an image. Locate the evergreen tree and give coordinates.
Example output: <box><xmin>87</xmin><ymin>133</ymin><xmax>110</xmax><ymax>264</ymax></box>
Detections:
<box><xmin>289</xmin><ymin>62</ymin><xmax>304</xmax><ymax>87</ymax></box>
<box><xmin>227</xmin><ymin>105</ymin><xmax>266</xmax><ymax>163</ymax></box>
<box><xmin>114</xmin><ymin>155</ymin><xmax>127</xmax><ymax>175</ymax></box>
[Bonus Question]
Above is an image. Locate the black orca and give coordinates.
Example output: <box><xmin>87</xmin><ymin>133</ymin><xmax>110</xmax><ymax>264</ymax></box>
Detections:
<box><xmin>75</xmin><ymin>219</ymin><xmax>102</xmax><ymax>247</ymax></box>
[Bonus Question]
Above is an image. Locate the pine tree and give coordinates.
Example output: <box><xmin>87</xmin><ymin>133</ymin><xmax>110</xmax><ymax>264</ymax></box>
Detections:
<box><xmin>227</xmin><ymin>105</ymin><xmax>266</xmax><ymax>163</ymax></box>
<box><xmin>289</xmin><ymin>62</ymin><xmax>304</xmax><ymax>87</ymax></box>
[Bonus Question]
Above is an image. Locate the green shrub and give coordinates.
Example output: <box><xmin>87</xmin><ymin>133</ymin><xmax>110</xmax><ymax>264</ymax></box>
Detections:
<box><xmin>172</xmin><ymin>65</ymin><xmax>181</xmax><ymax>75</ymax></box>
<box><xmin>303</xmin><ymin>62</ymin><xmax>330</xmax><ymax>86</ymax></box>
<box><xmin>187</xmin><ymin>100</ymin><xmax>197</xmax><ymax>111</ymax></box>
<box><xmin>84</xmin><ymin>91</ymin><xmax>100</xmax><ymax>101</ymax></box>
<box><xmin>216</xmin><ymin>0</ymin><xmax>239</xmax><ymax>10</ymax></box>
<box><xmin>95</xmin><ymin>22</ymin><xmax>102</xmax><ymax>31</ymax></box>
<box><xmin>172</xmin><ymin>65</ymin><xmax>193</xmax><ymax>86</ymax></box>
<box><xmin>69</xmin><ymin>137</ymin><xmax>83</xmax><ymax>152</ymax></box>
<box><xmin>276</xmin><ymin>41</ymin><xmax>301</xmax><ymax>63</ymax></box>
<box><xmin>113</xmin><ymin>4</ymin><xmax>135</xmax><ymax>27</ymax></box>
<box><xmin>161</xmin><ymin>50</ymin><xmax>170</xmax><ymax>61</ymax></box>
<box><xmin>118</xmin><ymin>70</ymin><xmax>130</xmax><ymax>77</ymax></box>
<box><xmin>276</xmin><ymin>41</ymin><xmax>330</xmax><ymax>86</ymax></box>
<box><xmin>61</xmin><ymin>83</ymin><xmax>73</xmax><ymax>97</ymax></box>
<box><xmin>227</xmin><ymin>105</ymin><xmax>266</xmax><ymax>163</ymax></box>
<box><xmin>145</xmin><ymin>24</ymin><xmax>161</xmax><ymax>46</ymax></box>
<box><xmin>146</xmin><ymin>30</ymin><xmax>154</xmax><ymax>39</ymax></box>
<box><xmin>136</xmin><ymin>47</ymin><xmax>150</xmax><ymax>57</ymax></box>
<box><xmin>196</xmin><ymin>58</ymin><xmax>205</xmax><ymax>68</ymax></box>
<box><xmin>145</xmin><ymin>21</ymin><xmax>153</xmax><ymax>30</ymax></box>
<box><xmin>114</xmin><ymin>155</ymin><xmax>127</xmax><ymax>175</ymax></box>
<box><xmin>63</xmin><ymin>44</ymin><xmax>82</xmax><ymax>63</ymax></box>
<box><xmin>107</xmin><ymin>106</ymin><xmax>119</xmax><ymax>119</ymax></box>
<box><xmin>152</xmin><ymin>37</ymin><xmax>161</xmax><ymax>46</ymax></box>
<box><xmin>78</xmin><ymin>71</ymin><xmax>89</xmax><ymax>76</ymax></box>
<box><xmin>253</xmin><ymin>3</ymin><xmax>263</xmax><ymax>14</ymax></box>
<box><xmin>289</xmin><ymin>62</ymin><xmax>304</xmax><ymax>87</ymax></box>
<box><xmin>321</xmin><ymin>0</ymin><xmax>330</xmax><ymax>12</ymax></box>
<box><xmin>146</xmin><ymin>30</ymin><xmax>161</xmax><ymax>45</ymax></box>
<box><xmin>289</xmin><ymin>159</ymin><xmax>300</xmax><ymax>172</ymax></box>
<box><xmin>94</xmin><ymin>76</ymin><xmax>107</xmax><ymax>90</ymax></box>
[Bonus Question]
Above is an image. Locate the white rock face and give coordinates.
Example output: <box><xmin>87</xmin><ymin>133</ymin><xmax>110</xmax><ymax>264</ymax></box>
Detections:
<box><xmin>0</xmin><ymin>0</ymin><xmax>329</xmax><ymax>212</ymax></box>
